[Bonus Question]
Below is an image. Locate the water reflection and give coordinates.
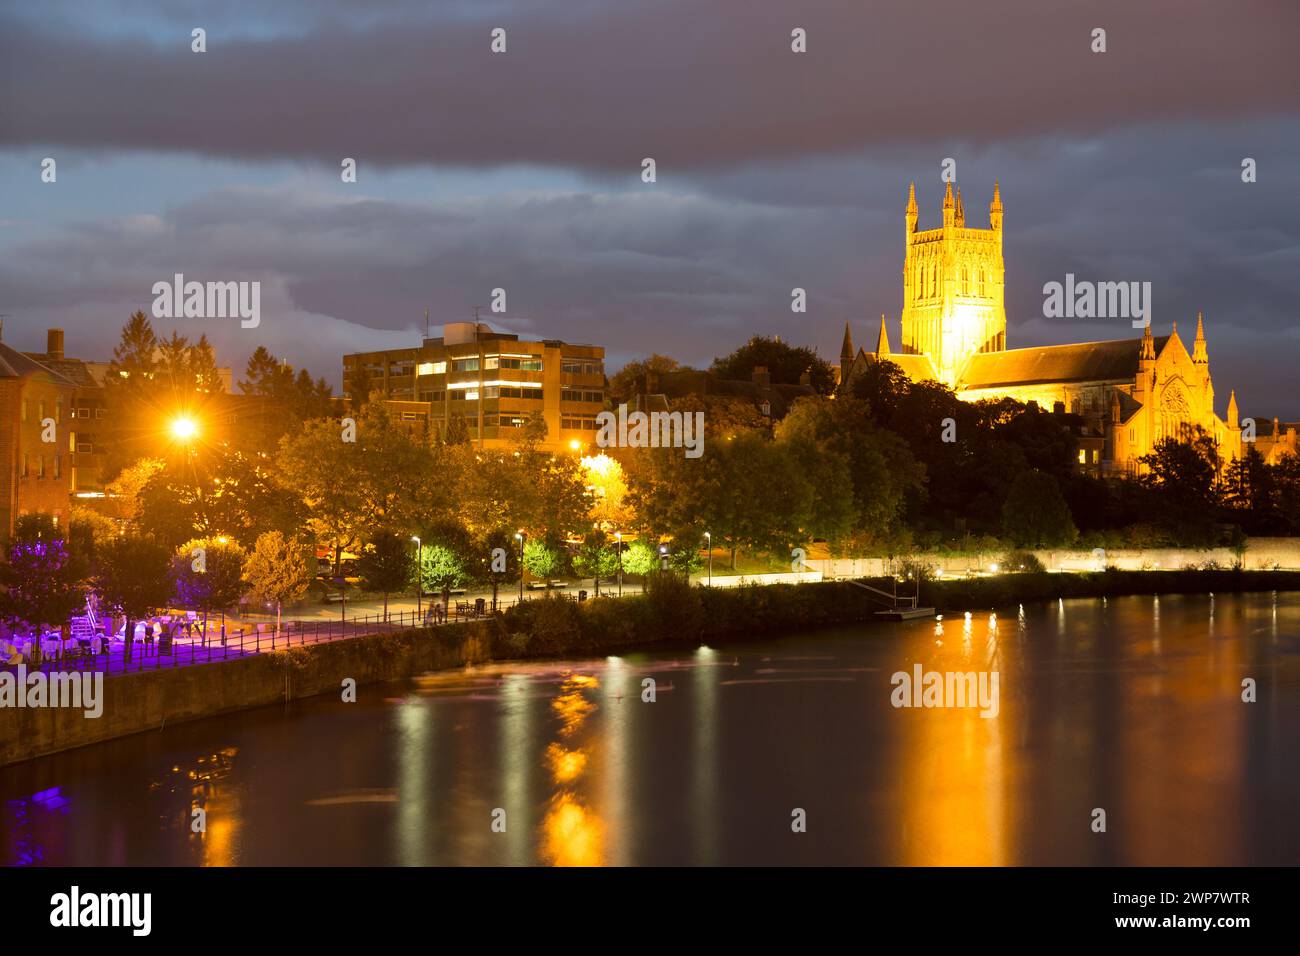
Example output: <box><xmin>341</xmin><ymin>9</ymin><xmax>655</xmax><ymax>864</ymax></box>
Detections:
<box><xmin>540</xmin><ymin>672</ymin><xmax>604</xmax><ymax>866</ymax></box>
<box><xmin>2</xmin><ymin>593</ymin><xmax>1298</xmax><ymax>866</ymax></box>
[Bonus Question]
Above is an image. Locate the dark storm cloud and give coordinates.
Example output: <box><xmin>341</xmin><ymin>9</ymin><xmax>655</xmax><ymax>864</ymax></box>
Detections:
<box><xmin>4</xmin><ymin>109</ymin><xmax>1298</xmax><ymax>416</ymax></box>
<box><xmin>3</xmin><ymin>0</ymin><xmax>1298</xmax><ymax>170</ymax></box>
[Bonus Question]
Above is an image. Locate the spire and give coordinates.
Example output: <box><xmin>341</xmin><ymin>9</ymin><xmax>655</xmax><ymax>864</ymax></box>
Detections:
<box><xmin>839</xmin><ymin>321</ymin><xmax>855</xmax><ymax>368</ymax></box>
<box><xmin>905</xmin><ymin>182</ymin><xmax>918</xmax><ymax>235</ymax></box>
<box><xmin>876</xmin><ymin>314</ymin><xmax>891</xmax><ymax>355</ymax></box>
<box><xmin>1140</xmin><ymin>320</ymin><xmax>1155</xmax><ymax>361</ymax></box>
<box><xmin>1227</xmin><ymin>389</ymin><xmax>1239</xmax><ymax>429</ymax></box>
<box><xmin>955</xmin><ymin>186</ymin><xmax>965</xmax><ymax>227</ymax></box>
<box><xmin>1193</xmin><ymin>310</ymin><xmax>1208</xmax><ymax>363</ymax></box>
<box><xmin>942</xmin><ymin>180</ymin><xmax>956</xmax><ymax>227</ymax></box>
<box><xmin>989</xmin><ymin>180</ymin><xmax>1003</xmax><ymax>231</ymax></box>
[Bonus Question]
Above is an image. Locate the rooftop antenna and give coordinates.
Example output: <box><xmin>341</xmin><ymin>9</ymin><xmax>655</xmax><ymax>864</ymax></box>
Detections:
<box><xmin>424</xmin><ymin>306</ymin><xmax>429</xmax><ymax>341</ymax></box>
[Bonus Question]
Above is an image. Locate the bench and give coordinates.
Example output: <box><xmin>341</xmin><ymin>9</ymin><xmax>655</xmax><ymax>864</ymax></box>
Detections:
<box><xmin>323</xmin><ymin>592</ymin><xmax>347</xmax><ymax>604</ymax></box>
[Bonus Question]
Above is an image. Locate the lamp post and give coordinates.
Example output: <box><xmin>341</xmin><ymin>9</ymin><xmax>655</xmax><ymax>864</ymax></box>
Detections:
<box><xmin>659</xmin><ymin>544</ymin><xmax>669</xmax><ymax>574</ymax></box>
<box><xmin>704</xmin><ymin>531</ymin><xmax>712</xmax><ymax>587</ymax></box>
<box><xmin>515</xmin><ymin>531</ymin><xmax>525</xmax><ymax>603</ymax></box>
<box><xmin>411</xmin><ymin>536</ymin><xmax>422</xmax><ymax>620</ymax></box>
<box><xmin>615</xmin><ymin>532</ymin><xmax>623</xmax><ymax>597</ymax></box>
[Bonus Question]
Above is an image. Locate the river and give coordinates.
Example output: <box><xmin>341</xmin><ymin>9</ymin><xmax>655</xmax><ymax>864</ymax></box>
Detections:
<box><xmin>4</xmin><ymin>592</ymin><xmax>1299</xmax><ymax>865</ymax></box>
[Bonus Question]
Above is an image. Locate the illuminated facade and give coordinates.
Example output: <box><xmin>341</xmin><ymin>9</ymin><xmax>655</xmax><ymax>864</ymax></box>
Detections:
<box><xmin>901</xmin><ymin>181</ymin><xmax>1006</xmax><ymax>386</ymax></box>
<box><xmin>343</xmin><ymin>322</ymin><xmax>604</xmax><ymax>452</ymax></box>
<box><xmin>840</xmin><ymin>181</ymin><xmax>1296</xmax><ymax>474</ymax></box>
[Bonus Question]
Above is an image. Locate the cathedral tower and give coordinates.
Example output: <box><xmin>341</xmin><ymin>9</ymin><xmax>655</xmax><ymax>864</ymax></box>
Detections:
<box><xmin>900</xmin><ymin>181</ymin><xmax>1007</xmax><ymax>386</ymax></box>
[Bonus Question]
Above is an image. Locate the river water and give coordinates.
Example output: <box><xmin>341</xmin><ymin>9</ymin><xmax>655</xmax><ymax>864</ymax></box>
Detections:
<box><xmin>4</xmin><ymin>593</ymin><xmax>1299</xmax><ymax>866</ymax></box>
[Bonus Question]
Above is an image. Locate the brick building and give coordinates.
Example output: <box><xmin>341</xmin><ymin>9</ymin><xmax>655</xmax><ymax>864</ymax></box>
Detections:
<box><xmin>0</xmin><ymin>336</ymin><xmax>78</xmax><ymax>535</ymax></box>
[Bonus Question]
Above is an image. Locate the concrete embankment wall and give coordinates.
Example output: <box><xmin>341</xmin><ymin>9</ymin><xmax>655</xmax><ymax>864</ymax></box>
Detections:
<box><xmin>811</xmin><ymin>536</ymin><xmax>1300</xmax><ymax>578</ymax></box>
<box><xmin>0</xmin><ymin>621</ymin><xmax>494</xmax><ymax>767</ymax></box>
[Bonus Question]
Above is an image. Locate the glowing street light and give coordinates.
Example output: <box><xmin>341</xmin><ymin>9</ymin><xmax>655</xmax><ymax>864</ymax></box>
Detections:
<box><xmin>411</xmin><ymin>536</ymin><xmax>422</xmax><ymax>618</ymax></box>
<box><xmin>568</xmin><ymin>439</ymin><xmax>582</xmax><ymax>452</ymax></box>
<box><xmin>515</xmin><ymin>531</ymin><xmax>526</xmax><ymax>602</ymax></box>
<box><xmin>169</xmin><ymin>415</ymin><xmax>198</xmax><ymax>442</ymax></box>
<box><xmin>704</xmin><ymin>531</ymin><xmax>712</xmax><ymax>587</ymax></box>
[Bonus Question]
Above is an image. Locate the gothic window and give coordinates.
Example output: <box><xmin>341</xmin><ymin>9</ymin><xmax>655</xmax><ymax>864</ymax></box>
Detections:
<box><xmin>1159</xmin><ymin>381</ymin><xmax>1192</xmax><ymax>443</ymax></box>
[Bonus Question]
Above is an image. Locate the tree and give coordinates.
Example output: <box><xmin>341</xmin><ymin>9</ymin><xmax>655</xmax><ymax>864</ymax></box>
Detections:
<box><xmin>0</xmin><ymin>515</ymin><xmax>85</xmax><ymax>639</ymax></box>
<box><xmin>234</xmin><ymin>348</ymin><xmax>333</xmax><ymax>452</ymax></box>
<box><xmin>848</xmin><ymin>357</ymin><xmax>910</xmax><ymax>424</ymax></box>
<box><xmin>277</xmin><ymin>404</ymin><xmax>444</xmax><ymax>573</ymax></box>
<box><xmin>171</xmin><ymin>537</ymin><xmax>247</xmax><ymax>642</ymax></box>
<box><xmin>776</xmin><ymin>395</ymin><xmax>924</xmax><ymax>551</ymax></box>
<box><xmin>109</xmin><ymin>311</ymin><xmax>159</xmax><ymax>383</ymax></box>
<box><xmin>608</xmin><ymin>353</ymin><xmax>682</xmax><ymax>404</ymax></box>
<box><xmin>137</xmin><ymin>445</ymin><xmax>303</xmax><ymax>550</ymax></box>
<box><xmin>67</xmin><ymin>507</ymin><xmax>117</xmax><ymax>582</ymax></box>
<box><xmin>1138</xmin><ymin>432</ymin><xmax>1221</xmax><ymax>544</ymax></box>
<box><xmin>621</xmin><ymin>539</ymin><xmax>659</xmax><ymax>590</ymax></box>
<box><xmin>357</xmin><ymin>530</ymin><xmax>415</xmax><ymax>620</ymax></box>
<box><xmin>94</xmin><ymin>535</ymin><xmax>173</xmax><ymax>661</ymax></box>
<box><xmin>1001</xmin><ymin>470</ymin><xmax>1077</xmax><ymax>548</ymax></box>
<box><xmin>711</xmin><ymin>335</ymin><xmax>836</xmax><ymax>395</ymax></box>
<box><xmin>523</xmin><ymin>539</ymin><xmax>566</xmax><ymax>581</ymax></box>
<box><xmin>244</xmin><ymin>532</ymin><xmax>316</xmax><ymax>635</ymax></box>
<box><xmin>573</xmin><ymin>529</ymin><xmax>621</xmax><ymax>596</ymax></box>
<box><xmin>582</xmin><ymin>453</ymin><xmax>634</xmax><ymax>530</ymax></box>
<box><xmin>419</xmin><ymin>545</ymin><xmax>469</xmax><ymax>614</ymax></box>
<box><xmin>345</xmin><ymin>363</ymin><xmax>373</xmax><ymax>413</ymax></box>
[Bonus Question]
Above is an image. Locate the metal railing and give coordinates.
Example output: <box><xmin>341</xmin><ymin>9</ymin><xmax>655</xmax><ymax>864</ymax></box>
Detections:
<box><xmin>1</xmin><ymin>594</ymin><xmax>541</xmax><ymax>679</ymax></box>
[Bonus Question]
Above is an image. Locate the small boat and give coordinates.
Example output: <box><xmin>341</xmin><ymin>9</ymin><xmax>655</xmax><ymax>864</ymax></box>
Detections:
<box><xmin>874</xmin><ymin>606</ymin><xmax>937</xmax><ymax>621</ymax></box>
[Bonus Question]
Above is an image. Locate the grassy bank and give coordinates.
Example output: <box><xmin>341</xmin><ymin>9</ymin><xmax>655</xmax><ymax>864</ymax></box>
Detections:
<box><xmin>484</xmin><ymin>569</ymin><xmax>1300</xmax><ymax>659</ymax></box>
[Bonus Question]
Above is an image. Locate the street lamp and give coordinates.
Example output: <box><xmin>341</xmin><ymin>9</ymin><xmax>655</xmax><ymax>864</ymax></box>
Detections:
<box><xmin>515</xmin><ymin>531</ymin><xmax>525</xmax><ymax>602</ymax></box>
<box><xmin>411</xmin><ymin>536</ymin><xmax>422</xmax><ymax>619</ymax></box>
<box><xmin>659</xmin><ymin>544</ymin><xmax>669</xmax><ymax>573</ymax></box>
<box><xmin>169</xmin><ymin>415</ymin><xmax>198</xmax><ymax>442</ymax></box>
<box><xmin>704</xmin><ymin>531</ymin><xmax>712</xmax><ymax>587</ymax></box>
<box><xmin>613</xmin><ymin>530</ymin><xmax>624</xmax><ymax>598</ymax></box>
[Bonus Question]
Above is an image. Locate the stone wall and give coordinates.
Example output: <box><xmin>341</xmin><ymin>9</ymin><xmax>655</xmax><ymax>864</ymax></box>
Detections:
<box><xmin>1</xmin><ymin>620</ymin><xmax>494</xmax><ymax>767</ymax></box>
<box><xmin>809</xmin><ymin>537</ymin><xmax>1300</xmax><ymax>578</ymax></box>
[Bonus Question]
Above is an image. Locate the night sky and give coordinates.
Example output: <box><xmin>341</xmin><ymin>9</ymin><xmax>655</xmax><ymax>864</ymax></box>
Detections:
<box><xmin>2</xmin><ymin>0</ymin><xmax>1297</xmax><ymax>416</ymax></box>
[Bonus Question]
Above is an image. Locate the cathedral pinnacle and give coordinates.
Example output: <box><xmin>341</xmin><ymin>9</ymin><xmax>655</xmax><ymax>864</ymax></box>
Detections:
<box><xmin>1140</xmin><ymin>321</ymin><xmax>1156</xmax><ymax>361</ymax></box>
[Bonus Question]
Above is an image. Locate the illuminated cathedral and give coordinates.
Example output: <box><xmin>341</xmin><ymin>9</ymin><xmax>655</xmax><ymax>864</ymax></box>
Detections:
<box><xmin>839</xmin><ymin>181</ymin><xmax>1297</xmax><ymax>474</ymax></box>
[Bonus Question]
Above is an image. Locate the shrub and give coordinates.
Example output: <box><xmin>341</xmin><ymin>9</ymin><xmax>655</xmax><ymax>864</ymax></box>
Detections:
<box><xmin>643</xmin><ymin>572</ymin><xmax>703</xmax><ymax>642</ymax></box>
<box><xmin>999</xmin><ymin>550</ymin><xmax>1046</xmax><ymax>573</ymax></box>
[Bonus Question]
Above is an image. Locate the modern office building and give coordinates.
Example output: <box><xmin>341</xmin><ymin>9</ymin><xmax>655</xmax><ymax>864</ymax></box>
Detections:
<box><xmin>343</xmin><ymin>322</ymin><xmax>605</xmax><ymax>451</ymax></box>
